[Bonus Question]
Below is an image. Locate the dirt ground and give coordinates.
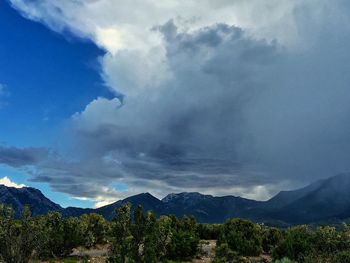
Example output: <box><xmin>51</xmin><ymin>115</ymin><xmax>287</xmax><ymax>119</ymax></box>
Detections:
<box><xmin>69</xmin><ymin>241</ymin><xmax>217</xmax><ymax>262</ymax></box>
<box><xmin>71</xmin><ymin>245</ymin><xmax>109</xmax><ymax>258</ymax></box>
<box><xmin>38</xmin><ymin>240</ymin><xmax>272</xmax><ymax>262</ymax></box>
<box><xmin>190</xmin><ymin>240</ymin><xmax>216</xmax><ymax>263</ymax></box>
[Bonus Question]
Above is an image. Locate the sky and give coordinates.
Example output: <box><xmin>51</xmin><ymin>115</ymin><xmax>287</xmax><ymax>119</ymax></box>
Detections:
<box><xmin>1</xmin><ymin>0</ymin><xmax>350</xmax><ymax>208</ymax></box>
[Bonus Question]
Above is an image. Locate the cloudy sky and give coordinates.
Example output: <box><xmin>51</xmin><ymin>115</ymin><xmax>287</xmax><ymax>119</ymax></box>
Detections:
<box><xmin>1</xmin><ymin>0</ymin><xmax>350</xmax><ymax>208</ymax></box>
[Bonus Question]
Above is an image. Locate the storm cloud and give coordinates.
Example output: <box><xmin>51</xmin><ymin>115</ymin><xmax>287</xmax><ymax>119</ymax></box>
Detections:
<box><xmin>6</xmin><ymin>0</ymin><xmax>350</xmax><ymax>205</ymax></box>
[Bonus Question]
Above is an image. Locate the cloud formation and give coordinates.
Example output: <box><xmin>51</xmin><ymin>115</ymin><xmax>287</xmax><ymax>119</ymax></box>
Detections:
<box><xmin>6</xmin><ymin>0</ymin><xmax>350</xmax><ymax>206</ymax></box>
<box><xmin>0</xmin><ymin>146</ymin><xmax>47</xmax><ymax>168</ymax></box>
<box><xmin>0</xmin><ymin>176</ymin><xmax>25</xmax><ymax>188</ymax></box>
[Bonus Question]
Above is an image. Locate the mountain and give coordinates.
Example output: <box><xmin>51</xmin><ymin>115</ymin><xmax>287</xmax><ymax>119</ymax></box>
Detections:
<box><xmin>64</xmin><ymin>192</ymin><xmax>262</xmax><ymax>223</ymax></box>
<box><xmin>263</xmin><ymin>173</ymin><xmax>350</xmax><ymax>224</ymax></box>
<box><xmin>0</xmin><ymin>185</ymin><xmax>62</xmax><ymax>217</ymax></box>
<box><xmin>3</xmin><ymin>173</ymin><xmax>350</xmax><ymax>225</ymax></box>
<box><xmin>262</xmin><ymin>179</ymin><xmax>326</xmax><ymax>210</ymax></box>
<box><xmin>161</xmin><ymin>192</ymin><xmax>262</xmax><ymax>223</ymax></box>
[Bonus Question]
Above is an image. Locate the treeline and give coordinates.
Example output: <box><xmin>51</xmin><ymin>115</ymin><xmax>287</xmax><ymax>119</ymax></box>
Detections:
<box><xmin>0</xmin><ymin>203</ymin><xmax>199</xmax><ymax>262</ymax></box>
<box><xmin>2</xmin><ymin>203</ymin><xmax>350</xmax><ymax>262</ymax></box>
<box><xmin>0</xmin><ymin>204</ymin><xmax>109</xmax><ymax>262</ymax></box>
<box><xmin>212</xmin><ymin>220</ymin><xmax>350</xmax><ymax>263</ymax></box>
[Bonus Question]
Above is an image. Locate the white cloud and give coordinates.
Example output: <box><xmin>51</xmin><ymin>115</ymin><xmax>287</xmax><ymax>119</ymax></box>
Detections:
<box><xmin>93</xmin><ymin>198</ymin><xmax>117</xmax><ymax>208</ymax></box>
<box><xmin>9</xmin><ymin>0</ymin><xmax>321</xmax><ymax>98</ymax></box>
<box><xmin>0</xmin><ymin>176</ymin><xmax>26</xmax><ymax>188</ymax></box>
<box><xmin>9</xmin><ymin>0</ymin><xmax>311</xmax><ymax>50</ymax></box>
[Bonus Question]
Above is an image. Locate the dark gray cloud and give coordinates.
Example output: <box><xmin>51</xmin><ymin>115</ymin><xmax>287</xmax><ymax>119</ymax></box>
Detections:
<box><xmin>0</xmin><ymin>146</ymin><xmax>47</xmax><ymax>167</ymax></box>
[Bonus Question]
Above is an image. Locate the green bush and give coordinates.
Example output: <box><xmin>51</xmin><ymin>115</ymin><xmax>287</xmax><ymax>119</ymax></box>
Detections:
<box><xmin>336</xmin><ymin>251</ymin><xmax>350</xmax><ymax>263</ymax></box>
<box><xmin>108</xmin><ymin>205</ymin><xmax>199</xmax><ymax>262</ymax></box>
<box><xmin>166</xmin><ymin>216</ymin><xmax>199</xmax><ymax>260</ymax></box>
<box><xmin>167</xmin><ymin>229</ymin><xmax>199</xmax><ymax>260</ymax></box>
<box><xmin>313</xmin><ymin>226</ymin><xmax>339</xmax><ymax>255</ymax></box>
<box><xmin>79</xmin><ymin>213</ymin><xmax>109</xmax><ymax>248</ymax></box>
<box><xmin>213</xmin><ymin>243</ymin><xmax>240</xmax><ymax>263</ymax></box>
<box><xmin>197</xmin><ymin>223</ymin><xmax>222</xmax><ymax>240</ymax></box>
<box><xmin>217</xmin><ymin>218</ymin><xmax>263</xmax><ymax>256</ymax></box>
<box><xmin>262</xmin><ymin>227</ymin><xmax>283</xmax><ymax>253</ymax></box>
<box><xmin>0</xmin><ymin>205</ymin><xmax>38</xmax><ymax>263</ymax></box>
<box><xmin>272</xmin><ymin>226</ymin><xmax>313</xmax><ymax>262</ymax></box>
<box><xmin>35</xmin><ymin>212</ymin><xmax>83</xmax><ymax>259</ymax></box>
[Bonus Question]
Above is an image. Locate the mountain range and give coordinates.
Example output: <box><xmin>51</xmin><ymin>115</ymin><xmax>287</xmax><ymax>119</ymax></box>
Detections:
<box><xmin>2</xmin><ymin>174</ymin><xmax>350</xmax><ymax>225</ymax></box>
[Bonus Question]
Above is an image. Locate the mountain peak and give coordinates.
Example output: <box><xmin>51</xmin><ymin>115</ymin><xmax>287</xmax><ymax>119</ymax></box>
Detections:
<box><xmin>124</xmin><ymin>192</ymin><xmax>159</xmax><ymax>202</ymax></box>
<box><xmin>0</xmin><ymin>185</ymin><xmax>62</xmax><ymax>217</ymax></box>
<box><xmin>162</xmin><ymin>192</ymin><xmax>211</xmax><ymax>203</ymax></box>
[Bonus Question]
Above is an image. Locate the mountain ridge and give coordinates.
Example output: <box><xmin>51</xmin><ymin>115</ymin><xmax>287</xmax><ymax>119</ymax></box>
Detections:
<box><xmin>2</xmin><ymin>174</ymin><xmax>350</xmax><ymax>225</ymax></box>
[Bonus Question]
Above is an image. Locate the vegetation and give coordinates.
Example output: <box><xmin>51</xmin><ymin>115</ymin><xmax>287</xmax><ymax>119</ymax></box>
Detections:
<box><xmin>213</xmin><ymin>219</ymin><xmax>350</xmax><ymax>263</ymax></box>
<box><xmin>0</xmin><ymin>203</ymin><xmax>199</xmax><ymax>262</ymax></box>
<box><xmin>109</xmin><ymin>204</ymin><xmax>199</xmax><ymax>262</ymax></box>
<box><xmin>2</xmin><ymin>202</ymin><xmax>350</xmax><ymax>262</ymax></box>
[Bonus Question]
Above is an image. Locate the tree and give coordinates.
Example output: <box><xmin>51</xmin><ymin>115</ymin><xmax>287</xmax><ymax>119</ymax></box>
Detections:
<box><xmin>109</xmin><ymin>203</ymin><xmax>133</xmax><ymax>263</ymax></box>
<box><xmin>130</xmin><ymin>205</ymin><xmax>146</xmax><ymax>262</ymax></box>
<box><xmin>0</xmin><ymin>205</ymin><xmax>38</xmax><ymax>263</ymax></box>
<box><xmin>80</xmin><ymin>213</ymin><xmax>109</xmax><ymax>248</ymax></box>
<box><xmin>36</xmin><ymin>212</ymin><xmax>81</xmax><ymax>259</ymax></box>
<box><xmin>143</xmin><ymin>211</ymin><xmax>158</xmax><ymax>263</ymax></box>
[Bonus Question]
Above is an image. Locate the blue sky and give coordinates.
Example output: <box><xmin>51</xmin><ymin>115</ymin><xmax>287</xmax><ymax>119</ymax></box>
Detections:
<box><xmin>2</xmin><ymin>0</ymin><xmax>350</xmax><ymax>208</ymax></box>
<box><xmin>0</xmin><ymin>1</ymin><xmax>112</xmax><ymax>147</ymax></box>
<box><xmin>0</xmin><ymin>1</ymin><xmax>112</xmax><ymax>207</ymax></box>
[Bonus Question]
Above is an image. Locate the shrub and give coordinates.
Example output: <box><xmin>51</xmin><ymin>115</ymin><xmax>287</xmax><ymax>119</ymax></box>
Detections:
<box><xmin>79</xmin><ymin>213</ymin><xmax>109</xmax><ymax>248</ymax></box>
<box><xmin>0</xmin><ymin>205</ymin><xmax>38</xmax><ymax>263</ymax></box>
<box><xmin>198</xmin><ymin>223</ymin><xmax>222</xmax><ymax>240</ymax></box>
<box><xmin>166</xmin><ymin>216</ymin><xmax>199</xmax><ymax>260</ymax></box>
<box><xmin>313</xmin><ymin>226</ymin><xmax>339</xmax><ymax>255</ymax></box>
<box><xmin>336</xmin><ymin>251</ymin><xmax>350</xmax><ymax>263</ymax></box>
<box><xmin>213</xmin><ymin>243</ymin><xmax>240</xmax><ymax>263</ymax></box>
<box><xmin>35</xmin><ymin>212</ymin><xmax>82</xmax><ymax>259</ymax></box>
<box><xmin>273</xmin><ymin>225</ymin><xmax>313</xmax><ymax>262</ymax></box>
<box><xmin>262</xmin><ymin>227</ymin><xmax>283</xmax><ymax>253</ymax></box>
<box><xmin>167</xmin><ymin>230</ymin><xmax>199</xmax><ymax>260</ymax></box>
<box><xmin>218</xmin><ymin>219</ymin><xmax>263</xmax><ymax>256</ymax></box>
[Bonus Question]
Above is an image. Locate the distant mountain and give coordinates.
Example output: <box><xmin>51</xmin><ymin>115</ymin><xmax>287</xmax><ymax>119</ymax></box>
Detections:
<box><xmin>263</xmin><ymin>179</ymin><xmax>326</xmax><ymax>210</ymax></box>
<box><xmin>3</xmin><ymin>174</ymin><xmax>350</xmax><ymax>225</ymax></box>
<box><xmin>264</xmin><ymin>174</ymin><xmax>350</xmax><ymax>224</ymax></box>
<box><xmin>0</xmin><ymin>185</ymin><xmax>62</xmax><ymax>217</ymax></box>
<box><xmin>161</xmin><ymin>192</ymin><xmax>262</xmax><ymax>223</ymax></box>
